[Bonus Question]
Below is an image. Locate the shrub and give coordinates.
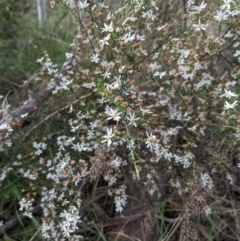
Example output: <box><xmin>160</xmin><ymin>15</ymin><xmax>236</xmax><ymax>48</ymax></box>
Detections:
<box><xmin>0</xmin><ymin>0</ymin><xmax>240</xmax><ymax>240</ymax></box>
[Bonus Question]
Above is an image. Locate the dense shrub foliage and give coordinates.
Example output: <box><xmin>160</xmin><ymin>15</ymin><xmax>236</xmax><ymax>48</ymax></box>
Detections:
<box><xmin>1</xmin><ymin>0</ymin><xmax>240</xmax><ymax>240</ymax></box>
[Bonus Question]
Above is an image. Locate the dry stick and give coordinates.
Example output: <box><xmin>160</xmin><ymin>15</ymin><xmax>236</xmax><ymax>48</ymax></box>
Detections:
<box><xmin>161</xmin><ymin>211</ymin><xmax>183</xmax><ymax>241</ymax></box>
<box><xmin>109</xmin><ymin>232</ymin><xmax>138</xmax><ymax>241</ymax></box>
<box><xmin>155</xmin><ymin>214</ymin><xmax>182</xmax><ymax>223</ymax></box>
<box><xmin>74</xmin><ymin>212</ymin><xmax>145</xmax><ymax>236</ymax></box>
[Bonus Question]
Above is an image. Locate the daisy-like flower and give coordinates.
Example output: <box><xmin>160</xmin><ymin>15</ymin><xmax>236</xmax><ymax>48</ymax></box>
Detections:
<box><xmin>102</xmin><ymin>71</ymin><xmax>111</xmax><ymax>79</ymax></box>
<box><xmin>153</xmin><ymin>71</ymin><xmax>167</xmax><ymax>79</ymax></box>
<box><xmin>90</xmin><ymin>53</ymin><xmax>100</xmax><ymax>63</ymax></box>
<box><xmin>101</xmin><ymin>21</ymin><xmax>114</xmax><ymax>33</ymax></box>
<box><xmin>220</xmin><ymin>0</ymin><xmax>233</xmax><ymax>10</ymax></box>
<box><xmin>19</xmin><ymin>198</ymin><xmax>33</xmax><ymax>211</ymax></box>
<box><xmin>101</xmin><ymin>128</ymin><xmax>115</xmax><ymax>147</ymax></box>
<box><xmin>191</xmin><ymin>1</ymin><xmax>207</xmax><ymax>14</ymax></box>
<box><xmin>77</xmin><ymin>0</ymin><xmax>89</xmax><ymax>9</ymax></box>
<box><xmin>224</xmin><ymin>100</ymin><xmax>238</xmax><ymax>110</ymax></box>
<box><xmin>214</xmin><ymin>10</ymin><xmax>229</xmax><ymax>21</ymax></box>
<box><xmin>224</xmin><ymin>89</ymin><xmax>238</xmax><ymax>98</ymax></box>
<box><xmin>106</xmin><ymin>108</ymin><xmax>122</xmax><ymax>122</ymax></box>
<box><xmin>122</xmin><ymin>32</ymin><xmax>135</xmax><ymax>43</ymax></box>
<box><xmin>99</xmin><ymin>34</ymin><xmax>111</xmax><ymax>49</ymax></box>
<box><xmin>145</xmin><ymin>131</ymin><xmax>159</xmax><ymax>150</ymax></box>
<box><xmin>126</xmin><ymin>112</ymin><xmax>140</xmax><ymax>127</ymax></box>
<box><xmin>193</xmin><ymin>19</ymin><xmax>208</xmax><ymax>31</ymax></box>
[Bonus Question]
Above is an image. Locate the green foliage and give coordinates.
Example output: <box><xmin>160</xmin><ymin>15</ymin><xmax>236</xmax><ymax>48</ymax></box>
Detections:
<box><xmin>0</xmin><ymin>0</ymin><xmax>76</xmax><ymax>97</ymax></box>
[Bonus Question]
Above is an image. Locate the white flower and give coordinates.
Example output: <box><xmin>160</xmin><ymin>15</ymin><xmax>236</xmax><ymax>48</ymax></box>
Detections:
<box><xmin>102</xmin><ymin>71</ymin><xmax>111</xmax><ymax>79</ymax></box>
<box><xmin>41</xmin><ymin>142</ymin><xmax>47</xmax><ymax>150</ymax></box>
<box><xmin>224</xmin><ymin>31</ymin><xmax>234</xmax><ymax>38</ymax></box>
<box><xmin>233</xmin><ymin>50</ymin><xmax>240</xmax><ymax>57</ymax></box>
<box><xmin>136</xmin><ymin>34</ymin><xmax>145</xmax><ymax>41</ymax></box>
<box><xmin>19</xmin><ymin>198</ymin><xmax>34</xmax><ymax>212</ymax></box>
<box><xmin>214</xmin><ymin>10</ymin><xmax>229</xmax><ymax>21</ymax></box>
<box><xmin>101</xmin><ymin>21</ymin><xmax>114</xmax><ymax>33</ymax></box>
<box><xmin>193</xmin><ymin>19</ymin><xmax>208</xmax><ymax>31</ymax></box>
<box><xmin>110</xmin><ymin>79</ymin><xmax>121</xmax><ymax>90</ymax></box>
<box><xmin>126</xmin><ymin>139</ymin><xmax>135</xmax><ymax>150</ymax></box>
<box><xmin>122</xmin><ymin>32</ymin><xmax>135</xmax><ymax>43</ymax></box>
<box><xmin>99</xmin><ymin>34</ymin><xmax>110</xmax><ymax>48</ymax></box>
<box><xmin>153</xmin><ymin>71</ymin><xmax>167</xmax><ymax>79</ymax></box>
<box><xmin>82</xmin><ymin>82</ymin><xmax>96</xmax><ymax>89</ymax></box>
<box><xmin>224</xmin><ymin>100</ymin><xmax>238</xmax><ymax>110</ymax></box>
<box><xmin>111</xmin><ymin>157</ymin><xmax>121</xmax><ymax>168</ymax></box>
<box><xmin>224</xmin><ymin>89</ymin><xmax>238</xmax><ymax>98</ymax></box>
<box><xmin>106</xmin><ymin>107</ymin><xmax>122</xmax><ymax>122</ymax></box>
<box><xmin>77</xmin><ymin>0</ymin><xmax>89</xmax><ymax>9</ymax></box>
<box><xmin>142</xmin><ymin>9</ymin><xmax>156</xmax><ymax>21</ymax></box>
<box><xmin>101</xmin><ymin>128</ymin><xmax>115</xmax><ymax>146</ymax></box>
<box><xmin>36</xmin><ymin>57</ymin><xmax>44</xmax><ymax>63</ymax></box>
<box><xmin>90</xmin><ymin>53</ymin><xmax>100</xmax><ymax>63</ymax></box>
<box><xmin>114</xmin><ymin>185</ymin><xmax>127</xmax><ymax>212</ymax></box>
<box><xmin>97</xmin><ymin>2</ymin><xmax>109</xmax><ymax>9</ymax></box>
<box><xmin>34</xmin><ymin>149</ymin><xmax>43</xmax><ymax>156</ymax></box>
<box><xmin>65</xmin><ymin>52</ymin><xmax>73</xmax><ymax>58</ymax></box>
<box><xmin>126</xmin><ymin>112</ymin><xmax>140</xmax><ymax>127</ymax></box>
<box><xmin>204</xmin><ymin>206</ymin><xmax>212</xmax><ymax>216</ymax></box>
<box><xmin>145</xmin><ymin>131</ymin><xmax>159</xmax><ymax>150</ymax></box>
<box><xmin>191</xmin><ymin>1</ymin><xmax>207</xmax><ymax>14</ymax></box>
<box><xmin>220</xmin><ymin>0</ymin><xmax>233</xmax><ymax>10</ymax></box>
<box><xmin>200</xmin><ymin>173</ymin><xmax>214</xmax><ymax>189</ymax></box>
<box><xmin>23</xmin><ymin>211</ymin><xmax>33</xmax><ymax>219</ymax></box>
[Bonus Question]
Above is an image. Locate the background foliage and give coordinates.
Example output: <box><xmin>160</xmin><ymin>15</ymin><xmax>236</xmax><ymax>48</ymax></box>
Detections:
<box><xmin>0</xmin><ymin>0</ymin><xmax>76</xmax><ymax>100</ymax></box>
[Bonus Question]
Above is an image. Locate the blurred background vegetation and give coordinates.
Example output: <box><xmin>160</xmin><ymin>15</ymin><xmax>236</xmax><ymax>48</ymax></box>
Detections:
<box><xmin>0</xmin><ymin>0</ymin><xmax>77</xmax><ymax>99</ymax></box>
